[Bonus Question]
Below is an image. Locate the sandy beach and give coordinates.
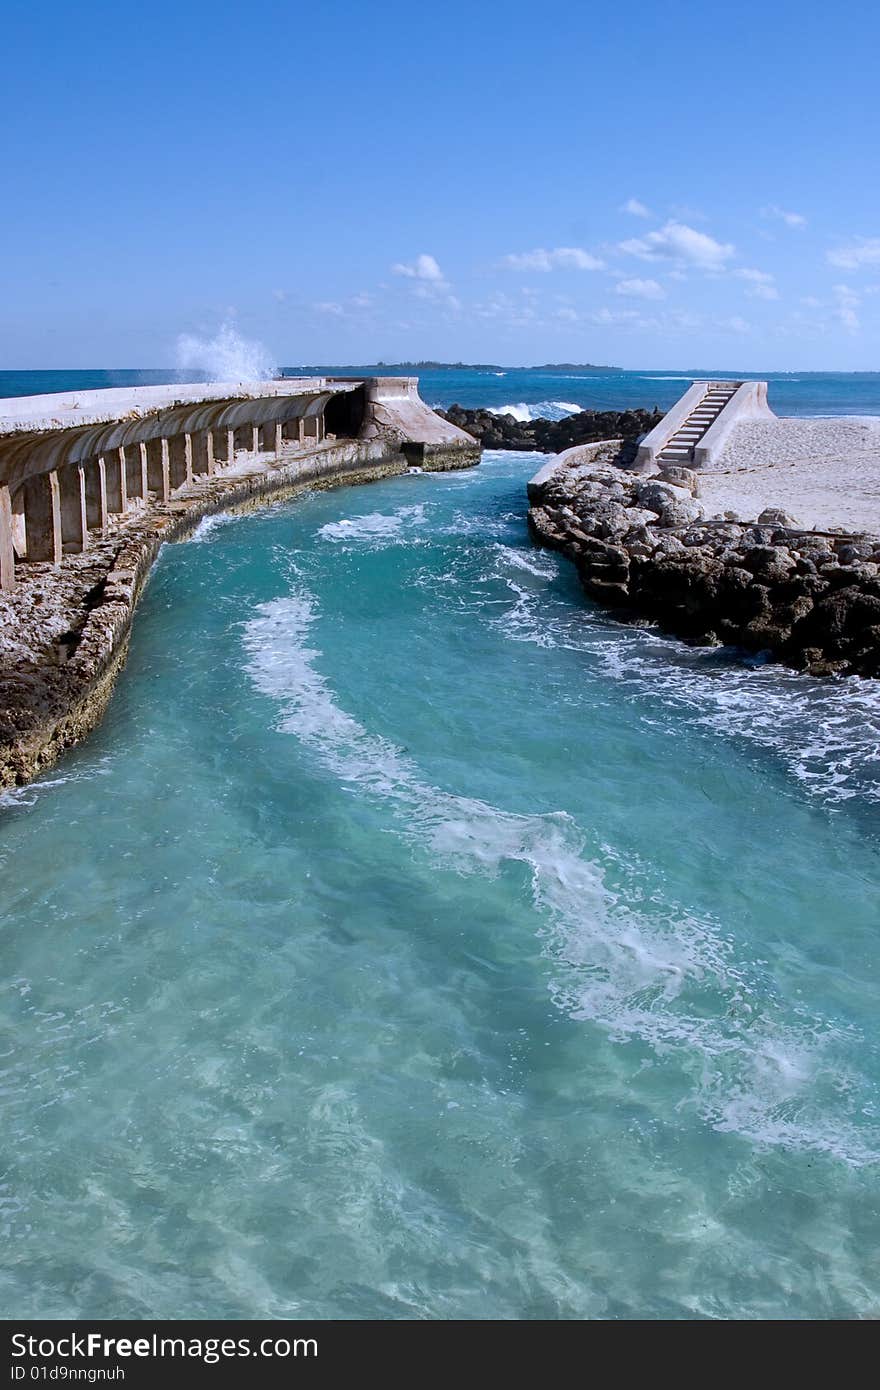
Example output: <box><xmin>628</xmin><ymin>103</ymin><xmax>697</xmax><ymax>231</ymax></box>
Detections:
<box><xmin>701</xmin><ymin>416</ymin><xmax>880</xmax><ymax>535</ymax></box>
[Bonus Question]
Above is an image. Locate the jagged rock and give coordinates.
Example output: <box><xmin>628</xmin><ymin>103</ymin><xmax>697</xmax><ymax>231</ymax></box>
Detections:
<box><xmin>659</xmin><ymin>498</ymin><xmax>704</xmax><ymax>528</ymax></box>
<box><xmin>837</xmin><ymin>542</ymin><xmax>874</xmax><ymax>565</ymax></box>
<box><xmin>635</xmin><ymin>480</ymin><xmax>693</xmax><ymax>512</ymax></box>
<box><xmin>657</xmin><ymin>465</ymin><xmax>700</xmax><ymax>495</ymax></box>
<box><xmin>439</xmin><ymin>404</ymin><xmax>663</xmax><ymax>453</ymax></box>
<box><xmin>757</xmin><ymin>507</ymin><xmax>800</xmax><ymax>528</ymax></box>
<box><xmin>527</xmin><ymin>447</ymin><xmax>880</xmax><ymax>676</ymax></box>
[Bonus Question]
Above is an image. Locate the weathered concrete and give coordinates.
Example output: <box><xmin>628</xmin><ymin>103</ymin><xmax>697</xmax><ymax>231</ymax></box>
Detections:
<box><xmin>0</xmin><ymin>376</ymin><xmax>478</xmax><ymax>790</ymax></box>
<box><xmin>693</xmin><ymin>381</ymin><xmax>775</xmax><ymax>468</ymax></box>
<box><xmin>0</xmin><ymin>486</ymin><xmax>15</xmax><ymax>592</ymax></box>
<box><xmin>0</xmin><ymin>376</ymin><xmax>477</xmax><ymax>591</ymax></box>
<box><xmin>636</xmin><ymin>380</ymin><xmax>774</xmax><ymax>471</ymax></box>
<box><xmin>636</xmin><ymin>382</ymin><xmax>712</xmax><ymax>467</ymax></box>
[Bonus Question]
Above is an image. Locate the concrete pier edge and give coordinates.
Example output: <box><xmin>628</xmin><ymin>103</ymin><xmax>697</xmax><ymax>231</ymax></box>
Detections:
<box><xmin>0</xmin><ymin>378</ymin><xmax>479</xmax><ymax>791</ymax></box>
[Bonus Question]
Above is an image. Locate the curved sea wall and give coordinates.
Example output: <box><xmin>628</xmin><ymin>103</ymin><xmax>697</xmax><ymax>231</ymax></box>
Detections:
<box><xmin>0</xmin><ymin>378</ymin><xmax>478</xmax><ymax>789</ymax></box>
<box><xmin>528</xmin><ymin>440</ymin><xmax>880</xmax><ymax>678</ymax></box>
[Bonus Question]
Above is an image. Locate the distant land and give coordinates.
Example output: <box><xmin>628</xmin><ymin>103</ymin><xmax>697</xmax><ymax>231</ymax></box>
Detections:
<box><xmin>286</xmin><ymin>361</ymin><xmax>623</xmax><ymax>374</ymax></box>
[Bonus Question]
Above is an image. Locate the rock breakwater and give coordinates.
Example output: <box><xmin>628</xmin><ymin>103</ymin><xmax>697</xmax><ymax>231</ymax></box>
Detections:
<box><xmin>439</xmin><ymin>405</ymin><xmax>662</xmax><ymax>453</ymax></box>
<box><xmin>528</xmin><ymin>442</ymin><xmax>880</xmax><ymax>677</ymax></box>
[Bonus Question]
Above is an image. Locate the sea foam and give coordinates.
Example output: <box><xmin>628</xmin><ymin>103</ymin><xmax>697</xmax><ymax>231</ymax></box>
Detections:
<box><xmin>242</xmin><ymin>589</ymin><xmax>879</xmax><ymax>1165</ymax></box>
<box><xmin>489</xmin><ymin>401</ymin><xmax>582</xmax><ymax>422</ymax></box>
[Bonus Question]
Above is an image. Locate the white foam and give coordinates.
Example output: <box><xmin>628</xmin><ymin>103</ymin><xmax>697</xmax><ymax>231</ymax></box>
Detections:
<box><xmin>0</xmin><ymin>760</ymin><xmax>111</xmax><ymax>811</ymax></box>
<box><xmin>317</xmin><ymin>503</ymin><xmax>427</xmax><ymax>545</ymax></box>
<box><xmin>488</xmin><ymin>545</ymin><xmax>880</xmax><ymax>806</ymax></box>
<box><xmin>242</xmin><ymin>590</ymin><xmax>879</xmax><ymax>1165</ymax></box>
<box><xmin>185</xmin><ymin>511</ymin><xmax>237</xmax><ymax>544</ymax></box>
<box><xmin>489</xmin><ymin>401</ymin><xmax>582</xmax><ymax>423</ymax></box>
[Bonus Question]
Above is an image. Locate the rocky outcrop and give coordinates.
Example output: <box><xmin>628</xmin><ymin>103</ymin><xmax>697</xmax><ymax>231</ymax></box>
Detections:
<box><xmin>438</xmin><ymin>405</ymin><xmax>663</xmax><ymax>453</ymax></box>
<box><xmin>528</xmin><ymin>442</ymin><xmax>880</xmax><ymax>678</ymax></box>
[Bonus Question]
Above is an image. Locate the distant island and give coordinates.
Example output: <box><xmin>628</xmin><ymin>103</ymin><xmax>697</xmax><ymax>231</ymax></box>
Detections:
<box><xmin>286</xmin><ymin>361</ymin><xmax>622</xmax><ymax>374</ymax></box>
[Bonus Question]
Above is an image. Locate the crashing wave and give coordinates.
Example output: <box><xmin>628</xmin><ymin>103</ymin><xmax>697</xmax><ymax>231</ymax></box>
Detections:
<box><xmin>489</xmin><ymin>401</ymin><xmax>582</xmax><ymax>423</ymax></box>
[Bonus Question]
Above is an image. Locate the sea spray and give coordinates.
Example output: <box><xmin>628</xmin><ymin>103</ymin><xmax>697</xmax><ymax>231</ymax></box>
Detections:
<box><xmin>175</xmin><ymin>322</ymin><xmax>277</xmax><ymax>382</ymax></box>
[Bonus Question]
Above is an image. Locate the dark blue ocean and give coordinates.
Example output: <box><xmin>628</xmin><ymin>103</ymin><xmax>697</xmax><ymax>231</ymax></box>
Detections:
<box><xmin>3</xmin><ymin>366</ymin><xmax>880</xmax><ymax>418</ymax></box>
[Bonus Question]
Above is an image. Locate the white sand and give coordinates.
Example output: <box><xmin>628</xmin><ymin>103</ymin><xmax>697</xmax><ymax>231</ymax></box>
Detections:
<box><xmin>699</xmin><ymin>416</ymin><xmax>880</xmax><ymax>535</ymax></box>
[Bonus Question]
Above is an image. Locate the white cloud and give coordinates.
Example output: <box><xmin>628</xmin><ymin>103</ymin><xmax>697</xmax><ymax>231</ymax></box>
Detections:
<box><xmin>618</xmin><ymin>220</ymin><xmax>735</xmax><ymax>270</ymax></box>
<box><xmin>762</xmin><ymin>205</ymin><xmax>807</xmax><ymax>228</ymax></box>
<box><xmin>800</xmin><ymin>295</ymin><xmax>822</xmax><ymax>308</ymax></box>
<box><xmin>615</xmin><ymin>277</ymin><xmax>666</xmax><ymax>300</ymax></box>
<box><xmin>718</xmin><ymin>315</ymin><xmax>751</xmax><ymax>334</ymax></box>
<box><xmin>833</xmin><ymin>283</ymin><xmax>860</xmax><ymax>331</ymax></box>
<box><xmin>313</xmin><ymin>293</ymin><xmax>375</xmax><ymax>318</ymax></box>
<box><xmin>502</xmin><ymin>246</ymin><xmax>604</xmax><ymax>272</ymax></box>
<box><xmin>827</xmin><ymin>238</ymin><xmax>880</xmax><ymax>270</ymax></box>
<box><xmin>391</xmin><ymin>253</ymin><xmax>445</xmax><ymax>282</ymax></box>
<box><xmin>735</xmin><ymin>268</ymin><xmax>780</xmax><ymax>300</ymax></box>
<box><xmin>621</xmin><ymin>198</ymin><xmax>652</xmax><ymax>219</ymax></box>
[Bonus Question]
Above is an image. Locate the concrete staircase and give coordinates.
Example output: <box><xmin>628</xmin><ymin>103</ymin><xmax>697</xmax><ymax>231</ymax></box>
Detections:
<box><xmin>654</xmin><ymin>381</ymin><xmax>740</xmax><ymax>468</ymax></box>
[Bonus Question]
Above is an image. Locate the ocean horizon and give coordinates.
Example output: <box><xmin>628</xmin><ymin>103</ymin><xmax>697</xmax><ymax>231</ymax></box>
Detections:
<box><xmin>3</xmin><ymin>367</ymin><xmax>880</xmax><ymax>420</ymax></box>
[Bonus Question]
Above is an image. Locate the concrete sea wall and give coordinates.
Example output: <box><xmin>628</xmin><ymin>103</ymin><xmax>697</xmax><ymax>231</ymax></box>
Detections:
<box><xmin>0</xmin><ymin>377</ymin><xmax>478</xmax><ymax>789</ymax></box>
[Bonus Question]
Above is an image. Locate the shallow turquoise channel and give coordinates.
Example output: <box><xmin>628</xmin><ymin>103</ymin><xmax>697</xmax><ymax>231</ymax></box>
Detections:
<box><xmin>2</xmin><ymin>450</ymin><xmax>879</xmax><ymax>1319</ymax></box>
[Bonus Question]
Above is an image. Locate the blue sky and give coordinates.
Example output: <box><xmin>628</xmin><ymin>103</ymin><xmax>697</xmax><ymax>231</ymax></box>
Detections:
<box><xmin>2</xmin><ymin>0</ymin><xmax>879</xmax><ymax>369</ymax></box>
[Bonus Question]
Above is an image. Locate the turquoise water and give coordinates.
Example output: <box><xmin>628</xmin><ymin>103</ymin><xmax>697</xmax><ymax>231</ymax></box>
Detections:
<box><xmin>2</xmin><ymin>449</ymin><xmax>880</xmax><ymax>1319</ymax></box>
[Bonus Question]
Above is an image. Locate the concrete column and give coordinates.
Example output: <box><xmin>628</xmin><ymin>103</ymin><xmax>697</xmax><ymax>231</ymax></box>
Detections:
<box><xmin>59</xmin><ymin>465</ymin><xmax>88</xmax><ymax>553</ymax></box>
<box><xmin>84</xmin><ymin>459</ymin><xmax>108</xmax><ymax>534</ymax></box>
<box><xmin>274</xmin><ymin>422</ymin><xmax>282</xmax><ymax>456</ymax></box>
<box><xmin>298</xmin><ymin>417</ymin><xmax>305</xmax><ymax>445</ymax></box>
<box><xmin>103</xmin><ymin>448</ymin><xmax>126</xmax><ymax>513</ymax></box>
<box><xmin>206</xmin><ymin>431</ymin><xmax>215</xmax><ymax>476</ymax></box>
<box><xmin>10</xmin><ymin>487</ymin><xmax>27</xmax><ymax>555</ymax></box>
<box><xmin>190</xmin><ymin>431</ymin><xmax>209</xmax><ymax>478</ymax></box>
<box><xmin>185</xmin><ymin>433</ymin><xmax>194</xmax><ymax>484</ymax></box>
<box><xmin>24</xmin><ymin>470</ymin><xmax>63</xmax><ymax>564</ymax></box>
<box><xmin>139</xmin><ymin>441</ymin><xmax>149</xmax><ymax>499</ymax></box>
<box><xmin>167</xmin><ymin>436</ymin><xmax>187</xmax><ymax>490</ymax></box>
<box><xmin>252</xmin><ymin>425</ymin><xmax>260</xmax><ymax>454</ymax></box>
<box><xmin>0</xmin><ymin>485</ymin><xmax>15</xmax><ymax>590</ymax></box>
<box><xmin>123</xmin><ymin>443</ymin><xmax>147</xmax><ymax>506</ymax></box>
<box><xmin>227</xmin><ymin>428</ymin><xmax>235</xmax><ymax>467</ymax></box>
<box><xmin>146</xmin><ymin>438</ymin><xmax>170</xmax><ymax>501</ymax></box>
